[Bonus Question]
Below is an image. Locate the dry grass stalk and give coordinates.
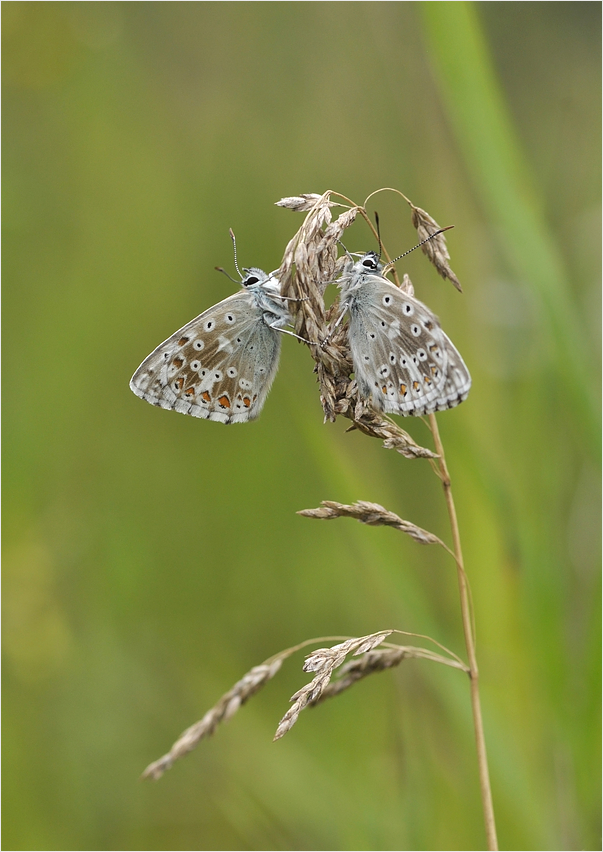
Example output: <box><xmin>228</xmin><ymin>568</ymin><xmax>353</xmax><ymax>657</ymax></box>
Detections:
<box><xmin>309</xmin><ymin>645</ymin><xmax>469</xmax><ymax>707</ymax></box>
<box><xmin>298</xmin><ymin>500</ymin><xmax>447</xmax><ymax>548</ymax></box>
<box><xmin>273</xmin><ymin>631</ymin><xmax>392</xmax><ymax>740</ymax></box>
<box><xmin>277</xmin><ymin>190</ymin><xmax>497</xmax><ymax>848</ymax></box>
<box><xmin>141</xmin><ymin>659</ymin><xmax>284</xmax><ymax>781</ymax></box>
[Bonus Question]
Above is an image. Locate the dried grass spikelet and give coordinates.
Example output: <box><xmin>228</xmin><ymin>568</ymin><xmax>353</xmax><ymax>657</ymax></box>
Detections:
<box><xmin>350</xmin><ymin>398</ymin><xmax>437</xmax><ymax>459</ymax></box>
<box><xmin>298</xmin><ymin>500</ymin><xmax>448</xmax><ymax>548</ymax></box>
<box><xmin>275</xmin><ymin>194</ymin><xmax>334</xmax><ymax>212</ymax></box>
<box><xmin>273</xmin><ymin>631</ymin><xmax>392</xmax><ymax>740</ymax></box>
<box><xmin>410</xmin><ymin>204</ymin><xmax>463</xmax><ymax>293</ymax></box>
<box><xmin>310</xmin><ymin>644</ymin><xmax>469</xmax><ymax>707</ymax></box>
<box><xmin>273</xmin><ymin>632</ymin><xmax>469</xmax><ymax>739</ymax></box>
<box><xmin>275</xmin><ymin>191</ymin><xmax>435</xmax><ymax>460</ymax></box>
<box><xmin>309</xmin><ymin>646</ymin><xmax>410</xmax><ymax>706</ymax></box>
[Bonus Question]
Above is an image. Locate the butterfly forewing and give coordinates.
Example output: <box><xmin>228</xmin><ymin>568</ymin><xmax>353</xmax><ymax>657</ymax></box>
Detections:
<box><xmin>130</xmin><ymin>271</ymin><xmax>288</xmax><ymax>424</ymax></box>
<box><xmin>340</xmin><ymin>256</ymin><xmax>471</xmax><ymax>417</ymax></box>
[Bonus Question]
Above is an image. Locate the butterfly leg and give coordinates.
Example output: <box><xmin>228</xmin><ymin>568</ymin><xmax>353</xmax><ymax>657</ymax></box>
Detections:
<box><xmin>320</xmin><ymin>305</ymin><xmax>348</xmax><ymax>348</ymax></box>
<box><xmin>268</xmin><ymin>322</ymin><xmax>313</xmax><ymax>345</ymax></box>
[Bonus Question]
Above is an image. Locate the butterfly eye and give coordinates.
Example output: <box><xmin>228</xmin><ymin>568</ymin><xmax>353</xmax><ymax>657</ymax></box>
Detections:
<box><xmin>244</xmin><ymin>276</ymin><xmax>259</xmax><ymax>287</ymax></box>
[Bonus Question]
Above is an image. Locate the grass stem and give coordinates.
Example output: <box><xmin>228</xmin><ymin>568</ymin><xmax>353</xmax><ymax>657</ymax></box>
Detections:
<box><xmin>429</xmin><ymin>413</ymin><xmax>498</xmax><ymax>851</ymax></box>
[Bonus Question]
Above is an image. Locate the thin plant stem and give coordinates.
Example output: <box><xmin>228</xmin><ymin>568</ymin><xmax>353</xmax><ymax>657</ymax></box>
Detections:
<box><xmin>277</xmin><ymin>187</ymin><xmax>497</xmax><ymax>846</ymax></box>
<box><xmin>429</xmin><ymin>413</ymin><xmax>498</xmax><ymax>852</ymax></box>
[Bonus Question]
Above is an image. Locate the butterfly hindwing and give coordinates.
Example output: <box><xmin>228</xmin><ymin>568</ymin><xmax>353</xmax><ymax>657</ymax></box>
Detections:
<box><xmin>340</xmin><ymin>254</ymin><xmax>471</xmax><ymax>416</ymax></box>
<box><xmin>130</xmin><ymin>271</ymin><xmax>288</xmax><ymax>424</ymax></box>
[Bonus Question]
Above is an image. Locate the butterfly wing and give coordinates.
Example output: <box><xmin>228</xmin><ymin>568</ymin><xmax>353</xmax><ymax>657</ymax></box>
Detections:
<box><xmin>347</xmin><ymin>274</ymin><xmax>471</xmax><ymax>416</ymax></box>
<box><xmin>130</xmin><ymin>290</ymin><xmax>282</xmax><ymax>424</ymax></box>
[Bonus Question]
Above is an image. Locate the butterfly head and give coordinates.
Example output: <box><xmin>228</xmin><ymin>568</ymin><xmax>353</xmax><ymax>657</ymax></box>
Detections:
<box><xmin>359</xmin><ymin>251</ymin><xmax>382</xmax><ymax>273</ymax></box>
<box><xmin>241</xmin><ymin>267</ymin><xmax>266</xmax><ymax>288</ymax></box>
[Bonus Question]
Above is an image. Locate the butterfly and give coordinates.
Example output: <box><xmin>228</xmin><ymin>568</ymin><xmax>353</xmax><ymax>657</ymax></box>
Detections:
<box><xmin>130</xmin><ymin>266</ymin><xmax>292</xmax><ymax>424</ymax></box>
<box><xmin>335</xmin><ymin>251</ymin><xmax>471</xmax><ymax>416</ymax></box>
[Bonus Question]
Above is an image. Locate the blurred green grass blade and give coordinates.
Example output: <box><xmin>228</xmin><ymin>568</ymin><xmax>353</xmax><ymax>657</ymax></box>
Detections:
<box><xmin>419</xmin><ymin>1</ymin><xmax>600</xmax><ymax>457</ymax></box>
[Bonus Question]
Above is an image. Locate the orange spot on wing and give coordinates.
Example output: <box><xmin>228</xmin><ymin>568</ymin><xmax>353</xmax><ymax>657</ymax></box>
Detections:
<box><xmin>413</xmin><ymin>381</ymin><xmax>420</xmax><ymax>391</ymax></box>
<box><xmin>381</xmin><ymin>385</ymin><xmax>387</xmax><ymax>394</ymax></box>
<box><xmin>174</xmin><ymin>377</ymin><xmax>184</xmax><ymax>390</ymax></box>
<box><xmin>424</xmin><ymin>320</ymin><xmax>433</xmax><ymax>330</ymax></box>
<box><xmin>400</xmin><ymin>383</ymin><xmax>407</xmax><ymax>396</ymax></box>
<box><xmin>201</xmin><ymin>391</ymin><xmax>211</xmax><ymax>403</ymax></box>
<box><xmin>431</xmin><ymin>365</ymin><xmax>439</xmax><ymax>376</ymax></box>
<box><xmin>218</xmin><ymin>395</ymin><xmax>231</xmax><ymax>409</ymax></box>
<box><xmin>243</xmin><ymin>397</ymin><xmax>251</xmax><ymax>408</ymax></box>
<box><xmin>178</xmin><ymin>337</ymin><xmax>189</xmax><ymax>346</ymax></box>
<box><xmin>184</xmin><ymin>387</ymin><xmax>195</xmax><ymax>398</ymax></box>
<box><xmin>173</xmin><ymin>356</ymin><xmax>184</xmax><ymax>368</ymax></box>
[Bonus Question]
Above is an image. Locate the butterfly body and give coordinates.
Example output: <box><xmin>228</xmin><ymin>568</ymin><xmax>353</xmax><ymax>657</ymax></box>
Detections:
<box><xmin>130</xmin><ymin>268</ymin><xmax>291</xmax><ymax>424</ymax></box>
<box><xmin>338</xmin><ymin>252</ymin><xmax>471</xmax><ymax>416</ymax></box>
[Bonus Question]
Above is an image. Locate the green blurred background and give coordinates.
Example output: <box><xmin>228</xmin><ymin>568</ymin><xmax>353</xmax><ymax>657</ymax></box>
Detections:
<box><xmin>3</xmin><ymin>2</ymin><xmax>600</xmax><ymax>850</ymax></box>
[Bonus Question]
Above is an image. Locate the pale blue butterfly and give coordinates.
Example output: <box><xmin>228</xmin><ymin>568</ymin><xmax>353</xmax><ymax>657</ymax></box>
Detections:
<box><xmin>335</xmin><ymin>250</ymin><xmax>471</xmax><ymax>416</ymax></box>
<box><xmin>130</xmin><ymin>237</ymin><xmax>295</xmax><ymax>424</ymax></box>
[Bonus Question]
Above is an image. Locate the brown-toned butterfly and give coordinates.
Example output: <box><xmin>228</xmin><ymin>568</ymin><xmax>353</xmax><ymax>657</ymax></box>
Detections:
<box><xmin>130</xmin><ymin>244</ymin><xmax>294</xmax><ymax>424</ymax></box>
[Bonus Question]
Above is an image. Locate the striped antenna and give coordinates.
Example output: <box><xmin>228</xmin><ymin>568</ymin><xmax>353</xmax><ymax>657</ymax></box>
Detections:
<box><xmin>385</xmin><ymin>226</ymin><xmax>454</xmax><ymax>269</ymax></box>
<box><xmin>374</xmin><ymin>211</ymin><xmax>383</xmax><ymax>260</ymax></box>
<box><xmin>229</xmin><ymin>228</ymin><xmax>243</xmax><ymax>279</ymax></box>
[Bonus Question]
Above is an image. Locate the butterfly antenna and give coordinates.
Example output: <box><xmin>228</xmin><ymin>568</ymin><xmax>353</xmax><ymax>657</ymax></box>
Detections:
<box><xmin>229</xmin><ymin>227</ymin><xmax>243</xmax><ymax>280</ymax></box>
<box><xmin>384</xmin><ymin>226</ymin><xmax>454</xmax><ymax>268</ymax></box>
<box><xmin>336</xmin><ymin>237</ymin><xmax>354</xmax><ymax>262</ymax></box>
<box><xmin>374</xmin><ymin>211</ymin><xmax>383</xmax><ymax>260</ymax></box>
<box><xmin>215</xmin><ymin>266</ymin><xmax>240</xmax><ymax>284</ymax></box>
